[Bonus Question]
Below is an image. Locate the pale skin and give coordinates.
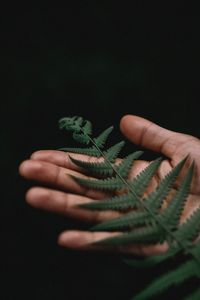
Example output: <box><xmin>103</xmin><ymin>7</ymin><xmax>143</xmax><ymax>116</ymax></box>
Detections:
<box><xmin>19</xmin><ymin>115</ymin><xmax>200</xmax><ymax>256</ymax></box>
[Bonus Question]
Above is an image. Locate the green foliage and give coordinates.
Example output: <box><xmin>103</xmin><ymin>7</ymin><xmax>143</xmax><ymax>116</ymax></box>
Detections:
<box><xmin>89</xmin><ymin>158</ymin><xmax>187</xmax><ymax>233</ymax></box>
<box><xmin>94</xmin><ymin>224</ymin><xmax>164</xmax><ymax>245</ymax></box>
<box><xmin>68</xmin><ymin>141</ymin><xmax>126</xmax><ymax>177</ymax></box>
<box><xmin>78</xmin><ymin>192</ymin><xmax>139</xmax><ymax>211</ymax></box>
<box><xmin>59</xmin><ymin>116</ymin><xmax>200</xmax><ymax>300</ymax></box>
<box><xmin>93</xmin><ymin>126</ymin><xmax>114</xmax><ymax>148</ymax></box>
<box><xmin>103</xmin><ymin>141</ymin><xmax>125</xmax><ymax>162</ymax></box>
<box><xmin>116</xmin><ymin>151</ymin><xmax>143</xmax><ymax>178</ymax></box>
<box><xmin>123</xmin><ymin>247</ymin><xmax>180</xmax><ymax>268</ymax></box>
<box><xmin>58</xmin><ymin>146</ymin><xmax>101</xmax><ymax>157</ymax></box>
<box><xmin>59</xmin><ymin>119</ymin><xmax>113</xmax><ymax>154</ymax></box>
<box><xmin>133</xmin><ymin>259</ymin><xmax>199</xmax><ymax>300</ymax></box>
<box><xmin>174</xmin><ymin>205</ymin><xmax>200</xmax><ymax>246</ymax></box>
<box><xmin>129</xmin><ymin>157</ymin><xmax>162</xmax><ymax>196</ymax></box>
<box><xmin>70</xmin><ymin>174</ymin><xmax>125</xmax><ymax>191</ymax></box>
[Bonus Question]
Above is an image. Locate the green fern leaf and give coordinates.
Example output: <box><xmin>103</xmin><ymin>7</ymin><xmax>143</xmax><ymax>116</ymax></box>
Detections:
<box><xmin>69</xmin><ymin>155</ymin><xmax>113</xmax><ymax>176</ymax></box>
<box><xmin>62</xmin><ymin>141</ymin><xmax>125</xmax><ymax>176</ymax></box>
<box><xmin>77</xmin><ymin>192</ymin><xmax>138</xmax><ymax>211</ymax></box>
<box><xmin>69</xmin><ymin>145</ymin><xmax>140</xmax><ymax>178</ymax></box>
<box><xmin>133</xmin><ymin>259</ymin><xmax>198</xmax><ymax>300</ymax></box>
<box><xmin>74</xmin><ymin>116</ymin><xmax>83</xmax><ymax>125</ymax></box>
<box><xmin>123</xmin><ymin>247</ymin><xmax>180</xmax><ymax>268</ymax></box>
<box><xmin>59</xmin><ymin>116</ymin><xmax>84</xmax><ymax>132</ymax></box>
<box><xmin>104</xmin><ymin>141</ymin><xmax>125</xmax><ymax>162</ymax></box>
<box><xmin>90</xmin><ymin>210</ymin><xmax>149</xmax><ymax>231</ymax></box>
<box><xmin>82</xmin><ymin>120</ymin><xmax>92</xmax><ymax>135</ymax></box>
<box><xmin>78</xmin><ymin>157</ymin><xmax>161</xmax><ymax>212</ymax></box>
<box><xmin>159</xmin><ymin>163</ymin><xmax>194</xmax><ymax>230</ymax></box>
<box><xmin>59</xmin><ymin>116</ymin><xmax>92</xmax><ymax>145</ymax></box>
<box><xmin>129</xmin><ymin>157</ymin><xmax>162</xmax><ymax>197</ymax></box>
<box><xmin>115</xmin><ymin>151</ymin><xmax>143</xmax><ymax>178</ymax></box>
<box><xmin>68</xmin><ymin>141</ymin><xmax>125</xmax><ymax>177</ymax></box>
<box><xmin>92</xmin><ymin>225</ymin><xmax>163</xmax><ymax>246</ymax></box>
<box><xmin>144</xmin><ymin>157</ymin><xmax>187</xmax><ymax>212</ymax></box>
<box><xmin>70</xmin><ymin>175</ymin><xmax>125</xmax><ymax>191</ymax></box>
<box><xmin>72</xmin><ymin>132</ymin><xmax>90</xmax><ymax>145</ymax></box>
<box><xmin>93</xmin><ymin>126</ymin><xmax>114</xmax><ymax>148</ymax></box>
<box><xmin>58</xmin><ymin>117</ymin><xmax>200</xmax><ymax>300</ymax></box>
<box><xmin>174</xmin><ymin>206</ymin><xmax>200</xmax><ymax>247</ymax></box>
<box><xmin>89</xmin><ymin>158</ymin><xmax>186</xmax><ymax>233</ymax></box>
<box><xmin>59</xmin><ymin>116</ymin><xmax>79</xmax><ymax>130</ymax></box>
<box><xmin>59</xmin><ymin>147</ymin><xmax>101</xmax><ymax>157</ymax></box>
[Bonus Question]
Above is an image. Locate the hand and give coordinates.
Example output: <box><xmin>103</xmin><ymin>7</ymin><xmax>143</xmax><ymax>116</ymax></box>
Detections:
<box><xmin>19</xmin><ymin>115</ymin><xmax>200</xmax><ymax>256</ymax></box>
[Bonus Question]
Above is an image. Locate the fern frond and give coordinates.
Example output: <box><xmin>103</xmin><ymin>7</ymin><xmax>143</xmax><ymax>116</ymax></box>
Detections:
<box><xmin>69</xmin><ymin>148</ymin><xmax>141</xmax><ymax>178</ymax></box>
<box><xmin>116</xmin><ymin>151</ymin><xmax>143</xmax><ymax>178</ymax></box>
<box><xmin>61</xmin><ymin>141</ymin><xmax>125</xmax><ymax>174</ymax></box>
<box><xmin>82</xmin><ymin>120</ymin><xmax>92</xmax><ymax>135</ymax></box>
<box><xmin>133</xmin><ymin>259</ymin><xmax>198</xmax><ymax>300</ymax></box>
<box><xmin>144</xmin><ymin>157</ymin><xmax>187</xmax><ymax>211</ymax></box>
<box><xmin>59</xmin><ymin>116</ymin><xmax>80</xmax><ymax>130</ymax></box>
<box><xmin>123</xmin><ymin>247</ymin><xmax>180</xmax><ymax>268</ymax></box>
<box><xmin>93</xmin><ymin>126</ymin><xmax>114</xmax><ymax>148</ymax></box>
<box><xmin>69</xmin><ymin>155</ymin><xmax>113</xmax><ymax>176</ymax></box>
<box><xmin>71</xmin><ymin>120</ymin><xmax>92</xmax><ymax>144</ymax></box>
<box><xmin>78</xmin><ymin>157</ymin><xmax>161</xmax><ymax>211</ymax></box>
<box><xmin>129</xmin><ymin>157</ymin><xmax>162</xmax><ymax>197</ymax></box>
<box><xmin>59</xmin><ymin>116</ymin><xmax>84</xmax><ymax>133</ymax></box>
<box><xmin>58</xmin><ymin>116</ymin><xmax>200</xmax><ymax>300</ymax></box>
<box><xmin>69</xmin><ymin>141</ymin><xmax>125</xmax><ymax>177</ymax></box>
<box><xmin>70</xmin><ymin>175</ymin><xmax>125</xmax><ymax>191</ymax></box>
<box><xmin>88</xmin><ymin>158</ymin><xmax>186</xmax><ymax>234</ymax></box>
<box><xmin>90</xmin><ymin>210</ymin><xmax>149</xmax><ymax>231</ymax></box>
<box><xmin>104</xmin><ymin>141</ymin><xmax>125</xmax><ymax>162</ymax></box>
<box><xmin>174</xmin><ymin>206</ymin><xmax>200</xmax><ymax>247</ymax></box>
<box><xmin>72</xmin><ymin>132</ymin><xmax>90</xmax><ymax>145</ymax></box>
<box><xmin>77</xmin><ymin>192</ymin><xmax>138</xmax><ymax>211</ymax></box>
<box><xmin>59</xmin><ymin>147</ymin><xmax>101</xmax><ymax>157</ymax></box>
<box><xmin>93</xmin><ymin>225</ymin><xmax>163</xmax><ymax>246</ymax></box>
<box><xmin>159</xmin><ymin>163</ymin><xmax>194</xmax><ymax>230</ymax></box>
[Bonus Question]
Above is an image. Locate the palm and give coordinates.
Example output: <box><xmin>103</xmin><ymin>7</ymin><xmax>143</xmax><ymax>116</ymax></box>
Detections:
<box><xmin>19</xmin><ymin>115</ymin><xmax>200</xmax><ymax>256</ymax></box>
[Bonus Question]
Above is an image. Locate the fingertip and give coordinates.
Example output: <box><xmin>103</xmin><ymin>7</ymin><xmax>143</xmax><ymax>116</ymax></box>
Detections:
<box><xmin>31</xmin><ymin>150</ymin><xmax>44</xmax><ymax>159</ymax></box>
<box><xmin>18</xmin><ymin>160</ymin><xmax>26</xmax><ymax>175</ymax></box>
<box><xmin>19</xmin><ymin>160</ymin><xmax>42</xmax><ymax>177</ymax></box>
<box><xmin>57</xmin><ymin>232</ymin><xmax>66</xmax><ymax>246</ymax></box>
<box><xmin>25</xmin><ymin>187</ymin><xmax>49</xmax><ymax>207</ymax></box>
<box><xmin>120</xmin><ymin>114</ymin><xmax>133</xmax><ymax>130</ymax></box>
<box><xmin>19</xmin><ymin>160</ymin><xmax>32</xmax><ymax>176</ymax></box>
<box><xmin>25</xmin><ymin>187</ymin><xmax>38</xmax><ymax>206</ymax></box>
<box><xmin>57</xmin><ymin>231</ymin><xmax>79</xmax><ymax>247</ymax></box>
<box><xmin>120</xmin><ymin>115</ymin><xmax>144</xmax><ymax>133</ymax></box>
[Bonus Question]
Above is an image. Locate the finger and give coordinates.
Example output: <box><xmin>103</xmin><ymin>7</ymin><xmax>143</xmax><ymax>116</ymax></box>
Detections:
<box><xmin>120</xmin><ymin>115</ymin><xmax>196</xmax><ymax>158</ymax></box>
<box><xmin>58</xmin><ymin>230</ymin><xmax>168</xmax><ymax>256</ymax></box>
<box><xmin>19</xmin><ymin>160</ymin><xmax>107</xmax><ymax>199</ymax></box>
<box><xmin>26</xmin><ymin>187</ymin><xmax>121</xmax><ymax>222</ymax></box>
<box><xmin>31</xmin><ymin>150</ymin><xmax>105</xmax><ymax>173</ymax></box>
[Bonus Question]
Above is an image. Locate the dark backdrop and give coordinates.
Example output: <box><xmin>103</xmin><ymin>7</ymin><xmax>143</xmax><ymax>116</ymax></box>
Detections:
<box><xmin>1</xmin><ymin>3</ymin><xmax>200</xmax><ymax>300</ymax></box>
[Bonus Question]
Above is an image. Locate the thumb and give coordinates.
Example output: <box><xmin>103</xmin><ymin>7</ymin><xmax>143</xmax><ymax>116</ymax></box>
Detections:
<box><xmin>120</xmin><ymin>115</ymin><xmax>188</xmax><ymax>158</ymax></box>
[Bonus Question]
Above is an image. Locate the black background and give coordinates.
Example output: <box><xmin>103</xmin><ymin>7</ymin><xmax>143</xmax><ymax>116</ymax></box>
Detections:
<box><xmin>1</xmin><ymin>3</ymin><xmax>200</xmax><ymax>300</ymax></box>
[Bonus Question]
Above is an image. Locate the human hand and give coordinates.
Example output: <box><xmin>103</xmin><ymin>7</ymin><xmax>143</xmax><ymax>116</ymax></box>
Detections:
<box><xmin>19</xmin><ymin>115</ymin><xmax>200</xmax><ymax>256</ymax></box>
